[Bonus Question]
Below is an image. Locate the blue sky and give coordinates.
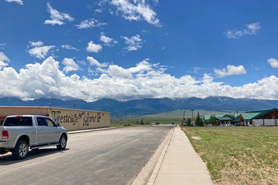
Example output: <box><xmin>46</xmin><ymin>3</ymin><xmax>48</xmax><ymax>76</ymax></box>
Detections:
<box><xmin>0</xmin><ymin>0</ymin><xmax>278</xmax><ymax>102</ymax></box>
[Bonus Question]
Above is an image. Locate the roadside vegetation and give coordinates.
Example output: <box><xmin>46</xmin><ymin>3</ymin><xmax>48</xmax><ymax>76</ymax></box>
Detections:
<box><xmin>110</xmin><ymin>117</ymin><xmax>177</xmax><ymax>127</ymax></box>
<box><xmin>110</xmin><ymin>109</ymin><xmax>228</xmax><ymax>127</ymax></box>
<box><xmin>183</xmin><ymin>126</ymin><xmax>278</xmax><ymax>185</ymax></box>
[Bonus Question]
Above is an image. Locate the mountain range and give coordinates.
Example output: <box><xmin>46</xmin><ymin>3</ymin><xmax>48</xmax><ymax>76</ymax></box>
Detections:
<box><xmin>0</xmin><ymin>97</ymin><xmax>277</xmax><ymax>117</ymax></box>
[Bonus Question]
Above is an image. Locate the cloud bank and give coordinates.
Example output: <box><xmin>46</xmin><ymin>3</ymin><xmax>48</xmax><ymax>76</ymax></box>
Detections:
<box><xmin>0</xmin><ymin>57</ymin><xmax>278</xmax><ymax>102</ymax></box>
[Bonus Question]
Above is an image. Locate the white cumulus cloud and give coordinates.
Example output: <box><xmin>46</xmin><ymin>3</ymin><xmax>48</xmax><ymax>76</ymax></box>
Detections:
<box><xmin>61</xmin><ymin>44</ymin><xmax>79</xmax><ymax>51</ymax></box>
<box><xmin>128</xmin><ymin>59</ymin><xmax>152</xmax><ymax>73</ymax></box>
<box><xmin>0</xmin><ymin>57</ymin><xmax>278</xmax><ymax>101</ymax></box>
<box><xmin>44</xmin><ymin>3</ymin><xmax>74</xmax><ymax>26</ymax></box>
<box><xmin>105</xmin><ymin>65</ymin><xmax>133</xmax><ymax>79</ymax></box>
<box><xmin>0</xmin><ymin>52</ymin><xmax>10</xmax><ymax>70</ymax></box>
<box><xmin>0</xmin><ymin>52</ymin><xmax>10</xmax><ymax>63</ymax></box>
<box><xmin>109</xmin><ymin>0</ymin><xmax>160</xmax><ymax>26</ymax></box>
<box><xmin>28</xmin><ymin>45</ymin><xmax>55</xmax><ymax>59</ymax></box>
<box><xmin>62</xmin><ymin>58</ymin><xmax>80</xmax><ymax>73</ymax></box>
<box><xmin>86</xmin><ymin>41</ymin><xmax>102</xmax><ymax>53</ymax></box>
<box><xmin>267</xmin><ymin>58</ymin><xmax>278</xmax><ymax>68</ymax></box>
<box><xmin>214</xmin><ymin>65</ymin><xmax>247</xmax><ymax>78</ymax></box>
<box><xmin>29</xmin><ymin>41</ymin><xmax>44</xmax><ymax>47</ymax></box>
<box><xmin>100</xmin><ymin>32</ymin><xmax>118</xmax><ymax>46</ymax></box>
<box><xmin>87</xmin><ymin>56</ymin><xmax>107</xmax><ymax>67</ymax></box>
<box><xmin>76</xmin><ymin>19</ymin><xmax>107</xmax><ymax>29</ymax></box>
<box><xmin>225</xmin><ymin>22</ymin><xmax>261</xmax><ymax>39</ymax></box>
<box><xmin>122</xmin><ymin>34</ymin><xmax>142</xmax><ymax>51</ymax></box>
<box><xmin>5</xmin><ymin>0</ymin><xmax>23</xmax><ymax>5</ymax></box>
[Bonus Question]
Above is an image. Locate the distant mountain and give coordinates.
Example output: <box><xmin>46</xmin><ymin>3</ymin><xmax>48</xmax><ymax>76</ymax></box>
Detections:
<box><xmin>0</xmin><ymin>97</ymin><xmax>277</xmax><ymax>117</ymax></box>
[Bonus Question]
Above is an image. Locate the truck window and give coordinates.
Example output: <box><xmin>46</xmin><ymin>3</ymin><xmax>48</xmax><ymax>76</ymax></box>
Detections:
<box><xmin>46</xmin><ymin>118</ymin><xmax>56</xmax><ymax>127</ymax></box>
<box><xmin>4</xmin><ymin>117</ymin><xmax>33</xmax><ymax>126</ymax></box>
<box><xmin>37</xmin><ymin>117</ymin><xmax>48</xmax><ymax>126</ymax></box>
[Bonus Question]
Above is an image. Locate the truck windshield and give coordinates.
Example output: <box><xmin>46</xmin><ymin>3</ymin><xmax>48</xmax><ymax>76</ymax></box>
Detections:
<box><xmin>4</xmin><ymin>117</ymin><xmax>32</xmax><ymax>126</ymax></box>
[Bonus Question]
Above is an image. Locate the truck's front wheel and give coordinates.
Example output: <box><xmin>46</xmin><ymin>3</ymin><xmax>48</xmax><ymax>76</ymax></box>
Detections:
<box><xmin>57</xmin><ymin>135</ymin><xmax>67</xmax><ymax>150</ymax></box>
<box><xmin>12</xmin><ymin>140</ymin><xmax>29</xmax><ymax>159</ymax></box>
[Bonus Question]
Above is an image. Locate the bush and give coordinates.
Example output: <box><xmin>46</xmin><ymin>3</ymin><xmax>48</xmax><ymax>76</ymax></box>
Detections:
<box><xmin>187</xmin><ymin>118</ymin><xmax>192</xmax><ymax>126</ymax></box>
<box><xmin>140</xmin><ymin>118</ymin><xmax>144</xmax><ymax>125</ymax></box>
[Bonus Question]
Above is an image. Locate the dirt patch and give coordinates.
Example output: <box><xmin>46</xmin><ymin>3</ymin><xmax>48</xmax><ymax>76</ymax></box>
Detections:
<box><xmin>192</xmin><ymin>136</ymin><xmax>201</xmax><ymax>140</ymax></box>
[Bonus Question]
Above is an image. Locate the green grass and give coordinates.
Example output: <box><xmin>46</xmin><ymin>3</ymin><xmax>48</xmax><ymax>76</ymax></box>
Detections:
<box><xmin>183</xmin><ymin>126</ymin><xmax>278</xmax><ymax>184</ymax></box>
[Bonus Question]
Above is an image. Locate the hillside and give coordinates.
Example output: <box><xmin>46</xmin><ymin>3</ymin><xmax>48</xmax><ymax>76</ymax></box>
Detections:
<box><xmin>0</xmin><ymin>97</ymin><xmax>277</xmax><ymax>117</ymax></box>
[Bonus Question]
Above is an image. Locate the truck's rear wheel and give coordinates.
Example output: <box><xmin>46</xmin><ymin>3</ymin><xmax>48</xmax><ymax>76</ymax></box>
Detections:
<box><xmin>57</xmin><ymin>135</ymin><xmax>67</xmax><ymax>150</ymax></box>
<box><xmin>12</xmin><ymin>140</ymin><xmax>29</xmax><ymax>159</ymax></box>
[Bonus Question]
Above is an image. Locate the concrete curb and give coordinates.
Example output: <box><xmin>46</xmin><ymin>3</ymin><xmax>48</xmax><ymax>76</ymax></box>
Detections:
<box><xmin>131</xmin><ymin>126</ymin><xmax>175</xmax><ymax>185</ymax></box>
<box><xmin>67</xmin><ymin>127</ymin><xmax>117</xmax><ymax>134</ymax></box>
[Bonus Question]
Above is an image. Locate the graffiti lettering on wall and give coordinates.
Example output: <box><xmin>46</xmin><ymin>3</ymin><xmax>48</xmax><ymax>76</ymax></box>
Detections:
<box><xmin>51</xmin><ymin>111</ymin><xmax>61</xmax><ymax>124</ymax></box>
<box><xmin>83</xmin><ymin>113</ymin><xmax>102</xmax><ymax>126</ymax></box>
<box><xmin>51</xmin><ymin>111</ymin><xmax>103</xmax><ymax>126</ymax></box>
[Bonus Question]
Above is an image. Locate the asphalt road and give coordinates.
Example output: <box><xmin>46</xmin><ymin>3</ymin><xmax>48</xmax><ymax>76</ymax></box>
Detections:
<box><xmin>0</xmin><ymin>126</ymin><xmax>173</xmax><ymax>185</ymax></box>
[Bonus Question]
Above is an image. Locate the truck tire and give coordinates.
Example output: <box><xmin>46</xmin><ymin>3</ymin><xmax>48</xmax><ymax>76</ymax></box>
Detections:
<box><xmin>12</xmin><ymin>140</ymin><xmax>29</xmax><ymax>159</ymax></box>
<box><xmin>57</xmin><ymin>135</ymin><xmax>67</xmax><ymax>150</ymax></box>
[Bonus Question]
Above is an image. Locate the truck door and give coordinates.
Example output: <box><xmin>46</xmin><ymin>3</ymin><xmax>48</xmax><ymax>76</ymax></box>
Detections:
<box><xmin>36</xmin><ymin>117</ymin><xmax>50</xmax><ymax>145</ymax></box>
<box><xmin>45</xmin><ymin>118</ymin><xmax>60</xmax><ymax>143</ymax></box>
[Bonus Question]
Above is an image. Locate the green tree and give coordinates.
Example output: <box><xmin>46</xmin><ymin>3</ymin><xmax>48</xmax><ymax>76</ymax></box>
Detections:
<box><xmin>208</xmin><ymin>115</ymin><xmax>217</xmax><ymax>125</ymax></box>
<box><xmin>187</xmin><ymin>118</ymin><xmax>192</xmax><ymax>126</ymax></box>
<box><xmin>140</xmin><ymin>118</ymin><xmax>144</xmax><ymax>125</ymax></box>
<box><xmin>195</xmin><ymin>112</ymin><xmax>204</xmax><ymax>126</ymax></box>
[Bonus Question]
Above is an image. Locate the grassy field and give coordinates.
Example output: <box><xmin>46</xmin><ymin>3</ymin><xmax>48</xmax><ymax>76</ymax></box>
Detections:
<box><xmin>183</xmin><ymin>126</ymin><xmax>278</xmax><ymax>185</ymax></box>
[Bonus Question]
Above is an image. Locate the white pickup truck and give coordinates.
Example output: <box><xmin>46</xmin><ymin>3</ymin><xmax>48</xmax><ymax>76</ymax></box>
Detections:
<box><xmin>0</xmin><ymin>115</ymin><xmax>67</xmax><ymax>159</ymax></box>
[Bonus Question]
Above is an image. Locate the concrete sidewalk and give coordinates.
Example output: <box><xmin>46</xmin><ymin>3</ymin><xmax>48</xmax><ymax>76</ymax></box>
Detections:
<box><xmin>149</xmin><ymin>126</ymin><xmax>213</xmax><ymax>185</ymax></box>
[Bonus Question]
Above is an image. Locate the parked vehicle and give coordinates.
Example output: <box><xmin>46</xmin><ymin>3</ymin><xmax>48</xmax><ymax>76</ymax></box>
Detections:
<box><xmin>234</xmin><ymin>123</ymin><xmax>240</xmax><ymax>126</ymax></box>
<box><xmin>189</xmin><ymin>122</ymin><xmax>195</xmax><ymax>126</ymax></box>
<box><xmin>151</xmin><ymin>122</ymin><xmax>160</xmax><ymax>125</ymax></box>
<box><xmin>0</xmin><ymin>115</ymin><xmax>67</xmax><ymax>159</ymax></box>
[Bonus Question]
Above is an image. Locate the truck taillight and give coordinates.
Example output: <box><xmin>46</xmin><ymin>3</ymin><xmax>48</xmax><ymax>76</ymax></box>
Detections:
<box><xmin>2</xmin><ymin>130</ymin><xmax>9</xmax><ymax>139</ymax></box>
